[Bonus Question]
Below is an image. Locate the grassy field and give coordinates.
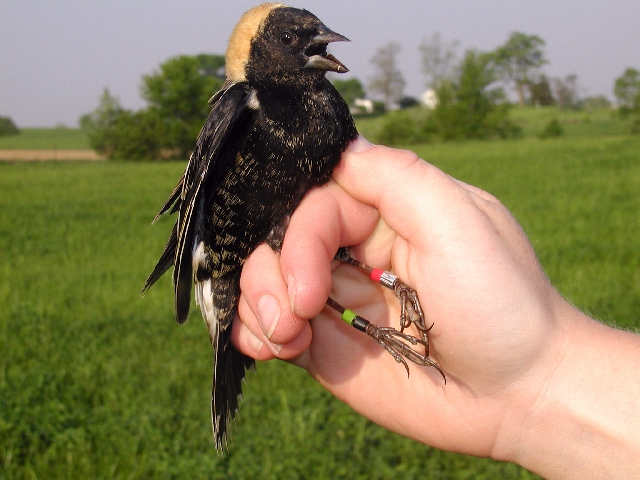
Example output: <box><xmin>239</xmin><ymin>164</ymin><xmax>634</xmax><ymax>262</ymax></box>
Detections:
<box><xmin>1</xmin><ymin>112</ymin><xmax>639</xmax><ymax>478</ymax></box>
<box><xmin>0</xmin><ymin>106</ymin><xmax>632</xmax><ymax>151</ymax></box>
<box><xmin>355</xmin><ymin>105</ymin><xmax>635</xmax><ymax>142</ymax></box>
<box><xmin>0</xmin><ymin>128</ymin><xmax>90</xmax><ymax>150</ymax></box>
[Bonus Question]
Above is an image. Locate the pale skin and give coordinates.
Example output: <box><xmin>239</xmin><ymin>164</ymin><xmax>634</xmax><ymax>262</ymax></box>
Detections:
<box><xmin>231</xmin><ymin>136</ymin><xmax>640</xmax><ymax>479</ymax></box>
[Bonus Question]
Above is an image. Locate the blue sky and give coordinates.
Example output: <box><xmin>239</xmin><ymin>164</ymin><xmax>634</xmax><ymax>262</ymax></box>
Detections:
<box><xmin>1</xmin><ymin>1</ymin><xmax>639</xmax><ymax>127</ymax></box>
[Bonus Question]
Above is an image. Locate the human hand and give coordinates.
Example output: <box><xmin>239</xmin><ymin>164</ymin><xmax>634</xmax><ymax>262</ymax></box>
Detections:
<box><xmin>231</xmin><ymin>137</ymin><xmax>569</xmax><ymax>461</ymax></box>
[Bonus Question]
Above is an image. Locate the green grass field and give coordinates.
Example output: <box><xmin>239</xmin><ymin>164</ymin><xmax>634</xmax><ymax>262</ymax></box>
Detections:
<box><xmin>355</xmin><ymin>105</ymin><xmax>635</xmax><ymax>142</ymax></box>
<box><xmin>0</xmin><ymin>128</ymin><xmax>90</xmax><ymax>150</ymax></box>
<box><xmin>1</xmin><ymin>111</ymin><xmax>639</xmax><ymax>478</ymax></box>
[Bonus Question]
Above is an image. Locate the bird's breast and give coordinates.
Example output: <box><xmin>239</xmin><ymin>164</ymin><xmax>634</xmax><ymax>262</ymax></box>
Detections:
<box><xmin>196</xmin><ymin>84</ymin><xmax>356</xmax><ymax>279</ymax></box>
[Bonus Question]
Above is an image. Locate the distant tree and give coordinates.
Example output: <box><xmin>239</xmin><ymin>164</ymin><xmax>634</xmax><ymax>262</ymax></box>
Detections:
<box><xmin>332</xmin><ymin>78</ymin><xmax>365</xmax><ymax>107</ymax></box>
<box><xmin>80</xmin><ymin>88</ymin><xmax>123</xmax><ymax>132</ymax></box>
<box><xmin>78</xmin><ymin>113</ymin><xmax>92</xmax><ymax>131</ymax></box>
<box><xmin>583</xmin><ymin>95</ymin><xmax>611</xmax><ymax>110</ymax></box>
<box><xmin>194</xmin><ymin>53</ymin><xmax>226</xmax><ymax>80</ymax></box>
<box><xmin>529</xmin><ymin>75</ymin><xmax>555</xmax><ymax>106</ymax></box>
<box><xmin>82</xmin><ymin>55</ymin><xmax>225</xmax><ymax>160</ymax></box>
<box><xmin>81</xmin><ymin>88</ymin><xmax>127</xmax><ymax>154</ymax></box>
<box><xmin>424</xmin><ymin>50</ymin><xmax>520</xmax><ymax>141</ymax></box>
<box><xmin>419</xmin><ymin>33</ymin><xmax>459</xmax><ymax>89</ymax></box>
<box><xmin>494</xmin><ymin>32</ymin><xmax>548</xmax><ymax>106</ymax></box>
<box><xmin>553</xmin><ymin>74</ymin><xmax>581</xmax><ymax>109</ymax></box>
<box><xmin>0</xmin><ymin>116</ymin><xmax>20</xmax><ymax>137</ymax></box>
<box><xmin>368</xmin><ymin>41</ymin><xmax>406</xmax><ymax>110</ymax></box>
<box><xmin>142</xmin><ymin>54</ymin><xmax>225</xmax><ymax>157</ymax></box>
<box><xmin>614</xmin><ymin>67</ymin><xmax>640</xmax><ymax>114</ymax></box>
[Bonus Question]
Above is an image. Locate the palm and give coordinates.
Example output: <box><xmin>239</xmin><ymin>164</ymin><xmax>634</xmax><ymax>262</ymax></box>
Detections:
<box><xmin>297</xmin><ymin>208</ymin><xmax>555</xmax><ymax>456</ymax></box>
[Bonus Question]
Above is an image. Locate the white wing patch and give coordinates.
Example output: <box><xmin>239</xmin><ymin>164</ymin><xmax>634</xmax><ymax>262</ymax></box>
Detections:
<box><xmin>192</xmin><ymin>238</ymin><xmax>205</xmax><ymax>272</ymax></box>
<box><xmin>193</xmin><ymin>240</ymin><xmax>219</xmax><ymax>345</ymax></box>
<box><xmin>195</xmin><ymin>277</ymin><xmax>219</xmax><ymax>347</ymax></box>
<box><xmin>194</xmin><ymin>277</ymin><xmax>225</xmax><ymax>441</ymax></box>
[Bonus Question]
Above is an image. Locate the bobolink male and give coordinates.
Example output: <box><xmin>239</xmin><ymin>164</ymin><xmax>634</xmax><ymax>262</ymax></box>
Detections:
<box><xmin>143</xmin><ymin>3</ymin><xmax>442</xmax><ymax>451</ymax></box>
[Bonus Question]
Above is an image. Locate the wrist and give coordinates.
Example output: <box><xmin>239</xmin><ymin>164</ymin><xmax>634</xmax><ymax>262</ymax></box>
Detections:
<box><xmin>498</xmin><ymin>301</ymin><xmax>640</xmax><ymax>478</ymax></box>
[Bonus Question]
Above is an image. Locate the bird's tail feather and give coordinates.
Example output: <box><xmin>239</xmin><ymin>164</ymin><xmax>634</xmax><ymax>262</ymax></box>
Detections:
<box><xmin>195</xmin><ymin>276</ymin><xmax>255</xmax><ymax>451</ymax></box>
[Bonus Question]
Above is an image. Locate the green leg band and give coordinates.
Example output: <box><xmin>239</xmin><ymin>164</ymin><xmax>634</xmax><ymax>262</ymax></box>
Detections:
<box><xmin>341</xmin><ymin>308</ymin><xmax>357</xmax><ymax>326</ymax></box>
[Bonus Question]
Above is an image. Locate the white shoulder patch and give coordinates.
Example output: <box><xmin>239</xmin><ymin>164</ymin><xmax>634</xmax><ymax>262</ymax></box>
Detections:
<box><xmin>247</xmin><ymin>89</ymin><xmax>260</xmax><ymax>110</ymax></box>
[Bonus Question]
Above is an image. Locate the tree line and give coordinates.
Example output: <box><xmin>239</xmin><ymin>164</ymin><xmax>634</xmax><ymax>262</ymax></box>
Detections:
<box><xmin>361</xmin><ymin>32</ymin><xmax>605</xmax><ymax>111</ymax></box>
<box><xmin>19</xmin><ymin>32</ymin><xmax>634</xmax><ymax>157</ymax></box>
<box><xmin>79</xmin><ymin>55</ymin><xmax>225</xmax><ymax>160</ymax></box>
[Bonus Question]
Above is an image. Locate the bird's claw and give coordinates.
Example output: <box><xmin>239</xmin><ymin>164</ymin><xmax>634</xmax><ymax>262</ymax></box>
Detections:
<box><xmin>365</xmin><ymin>323</ymin><xmax>445</xmax><ymax>381</ymax></box>
<box><xmin>393</xmin><ymin>279</ymin><xmax>433</xmax><ymax>352</ymax></box>
<box><xmin>333</xmin><ymin>250</ymin><xmax>445</xmax><ymax>381</ymax></box>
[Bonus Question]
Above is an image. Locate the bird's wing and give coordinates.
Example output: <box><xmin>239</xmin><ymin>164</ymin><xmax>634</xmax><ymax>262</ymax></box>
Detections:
<box><xmin>152</xmin><ymin>174</ymin><xmax>184</xmax><ymax>222</ymax></box>
<box><xmin>142</xmin><ymin>82</ymin><xmax>250</xmax><ymax>325</ymax></box>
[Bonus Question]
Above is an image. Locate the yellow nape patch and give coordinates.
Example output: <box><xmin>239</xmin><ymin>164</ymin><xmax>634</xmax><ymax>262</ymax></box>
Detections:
<box><xmin>225</xmin><ymin>3</ymin><xmax>287</xmax><ymax>83</ymax></box>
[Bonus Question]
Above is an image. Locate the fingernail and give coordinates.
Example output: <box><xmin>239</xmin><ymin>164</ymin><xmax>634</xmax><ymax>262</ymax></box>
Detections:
<box><xmin>245</xmin><ymin>327</ymin><xmax>264</xmax><ymax>355</ymax></box>
<box><xmin>265</xmin><ymin>340</ymin><xmax>283</xmax><ymax>356</ymax></box>
<box><xmin>257</xmin><ymin>295</ymin><xmax>280</xmax><ymax>340</ymax></box>
<box><xmin>346</xmin><ymin>136</ymin><xmax>374</xmax><ymax>153</ymax></box>
<box><xmin>287</xmin><ymin>273</ymin><xmax>296</xmax><ymax>315</ymax></box>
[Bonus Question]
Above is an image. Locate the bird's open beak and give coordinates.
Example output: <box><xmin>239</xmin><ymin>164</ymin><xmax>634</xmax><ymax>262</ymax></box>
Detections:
<box><xmin>304</xmin><ymin>27</ymin><xmax>350</xmax><ymax>73</ymax></box>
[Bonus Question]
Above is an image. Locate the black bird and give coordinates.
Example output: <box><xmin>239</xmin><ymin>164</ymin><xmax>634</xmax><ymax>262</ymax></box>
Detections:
<box><xmin>143</xmin><ymin>3</ymin><xmax>442</xmax><ymax>451</ymax></box>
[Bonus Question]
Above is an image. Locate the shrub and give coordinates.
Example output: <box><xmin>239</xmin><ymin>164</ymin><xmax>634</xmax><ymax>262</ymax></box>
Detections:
<box><xmin>0</xmin><ymin>116</ymin><xmax>20</xmax><ymax>137</ymax></box>
<box><xmin>484</xmin><ymin>103</ymin><xmax>522</xmax><ymax>139</ymax></box>
<box><xmin>398</xmin><ymin>96</ymin><xmax>420</xmax><ymax>109</ymax></box>
<box><xmin>630</xmin><ymin>116</ymin><xmax>640</xmax><ymax>135</ymax></box>
<box><xmin>372</xmin><ymin>101</ymin><xmax>386</xmax><ymax>115</ymax></box>
<box><xmin>538</xmin><ymin>117</ymin><xmax>564</xmax><ymax>139</ymax></box>
<box><xmin>91</xmin><ymin>109</ymin><xmax>167</xmax><ymax>160</ymax></box>
<box><xmin>375</xmin><ymin>110</ymin><xmax>418</xmax><ymax>145</ymax></box>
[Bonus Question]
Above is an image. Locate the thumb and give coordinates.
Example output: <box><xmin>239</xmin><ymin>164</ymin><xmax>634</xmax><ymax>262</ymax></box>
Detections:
<box><xmin>335</xmin><ymin>137</ymin><xmax>474</xmax><ymax>244</ymax></box>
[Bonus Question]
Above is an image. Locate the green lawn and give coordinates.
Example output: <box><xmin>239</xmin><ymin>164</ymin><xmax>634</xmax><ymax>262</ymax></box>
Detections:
<box><xmin>0</xmin><ymin>128</ymin><xmax>90</xmax><ymax>150</ymax></box>
<box><xmin>1</xmin><ymin>128</ymin><xmax>639</xmax><ymax>478</ymax></box>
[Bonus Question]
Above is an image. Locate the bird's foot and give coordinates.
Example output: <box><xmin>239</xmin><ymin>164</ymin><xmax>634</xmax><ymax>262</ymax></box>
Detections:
<box><xmin>335</xmin><ymin>248</ymin><xmax>434</xmax><ymax>358</ymax></box>
<box><xmin>392</xmin><ymin>278</ymin><xmax>434</xmax><ymax>350</ymax></box>
<box><xmin>326</xmin><ymin>297</ymin><xmax>445</xmax><ymax>381</ymax></box>
<box><xmin>364</xmin><ymin>323</ymin><xmax>445</xmax><ymax>380</ymax></box>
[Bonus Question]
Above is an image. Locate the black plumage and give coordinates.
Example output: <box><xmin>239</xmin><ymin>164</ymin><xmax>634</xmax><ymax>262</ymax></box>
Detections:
<box><xmin>142</xmin><ymin>4</ymin><xmax>357</xmax><ymax>450</ymax></box>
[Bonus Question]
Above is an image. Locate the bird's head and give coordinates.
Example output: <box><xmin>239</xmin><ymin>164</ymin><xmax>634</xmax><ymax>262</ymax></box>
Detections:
<box><xmin>225</xmin><ymin>3</ymin><xmax>350</xmax><ymax>88</ymax></box>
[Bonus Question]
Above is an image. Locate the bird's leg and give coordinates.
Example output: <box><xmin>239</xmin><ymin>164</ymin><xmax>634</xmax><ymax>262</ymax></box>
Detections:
<box><xmin>326</xmin><ymin>297</ymin><xmax>445</xmax><ymax>381</ymax></box>
<box><xmin>334</xmin><ymin>248</ymin><xmax>434</xmax><ymax>351</ymax></box>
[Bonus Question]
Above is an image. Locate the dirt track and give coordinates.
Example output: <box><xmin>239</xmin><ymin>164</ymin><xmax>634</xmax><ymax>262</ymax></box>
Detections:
<box><xmin>0</xmin><ymin>150</ymin><xmax>105</xmax><ymax>161</ymax></box>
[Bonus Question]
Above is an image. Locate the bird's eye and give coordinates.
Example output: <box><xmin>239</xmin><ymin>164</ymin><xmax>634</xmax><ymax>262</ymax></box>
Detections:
<box><xmin>280</xmin><ymin>31</ymin><xmax>296</xmax><ymax>46</ymax></box>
